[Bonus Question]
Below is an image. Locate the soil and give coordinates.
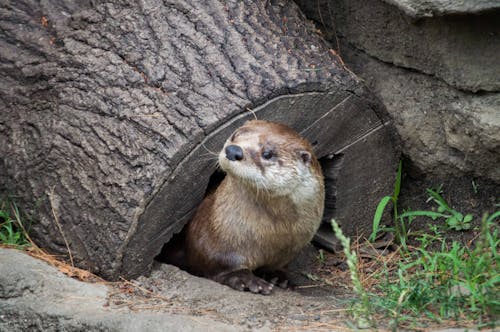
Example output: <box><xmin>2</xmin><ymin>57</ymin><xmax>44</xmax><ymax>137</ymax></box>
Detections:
<box><xmin>112</xmin><ymin>245</ymin><xmax>355</xmax><ymax>331</ymax></box>
<box><xmin>399</xmin><ymin>168</ymin><xmax>499</xmax><ymax>247</ymax></box>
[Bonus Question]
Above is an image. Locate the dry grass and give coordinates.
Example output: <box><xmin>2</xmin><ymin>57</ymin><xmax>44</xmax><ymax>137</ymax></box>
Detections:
<box><xmin>26</xmin><ymin>245</ymin><xmax>102</xmax><ymax>282</ymax></box>
<box><xmin>0</xmin><ymin>241</ymin><xmax>102</xmax><ymax>283</ymax></box>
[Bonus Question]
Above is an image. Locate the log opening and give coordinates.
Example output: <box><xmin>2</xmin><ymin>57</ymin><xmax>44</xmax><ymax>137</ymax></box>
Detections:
<box><xmin>155</xmin><ymin>150</ymin><xmax>346</xmax><ymax>266</ymax></box>
<box><xmin>126</xmin><ymin>91</ymin><xmax>399</xmax><ymax>278</ymax></box>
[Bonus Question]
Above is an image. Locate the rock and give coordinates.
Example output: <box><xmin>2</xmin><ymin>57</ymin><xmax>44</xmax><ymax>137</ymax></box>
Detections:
<box><xmin>296</xmin><ymin>0</ymin><xmax>500</xmax><ymax>92</ymax></box>
<box><xmin>295</xmin><ymin>0</ymin><xmax>500</xmax><ymax>182</ymax></box>
<box><xmin>339</xmin><ymin>43</ymin><xmax>500</xmax><ymax>181</ymax></box>
<box><xmin>0</xmin><ymin>247</ymin><xmax>355</xmax><ymax>331</ymax></box>
<box><xmin>383</xmin><ymin>0</ymin><xmax>500</xmax><ymax>18</ymax></box>
<box><xmin>0</xmin><ymin>248</ymin><xmax>242</xmax><ymax>332</ymax></box>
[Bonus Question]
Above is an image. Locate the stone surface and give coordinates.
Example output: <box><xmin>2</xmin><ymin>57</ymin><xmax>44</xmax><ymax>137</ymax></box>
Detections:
<box><xmin>1</xmin><ymin>241</ymin><xmax>495</xmax><ymax>331</ymax></box>
<box><xmin>296</xmin><ymin>0</ymin><xmax>500</xmax><ymax>92</ymax></box>
<box><xmin>0</xmin><ymin>248</ymin><xmax>243</xmax><ymax>331</ymax></box>
<box><xmin>384</xmin><ymin>0</ymin><xmax>500</xmax><ymax>18</ymax></box>
<box><xmin>339</xmin><ymin>42</ymin><xmax>500</xmax><ymax>181</ymax></box>
<box><xmin>295</xmin><ymin>0</ymin><xmax>500</xmax><ymax>182</ymax></box>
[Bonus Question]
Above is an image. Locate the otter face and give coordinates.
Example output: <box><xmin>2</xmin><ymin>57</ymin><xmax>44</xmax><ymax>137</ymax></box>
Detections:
<box><xmin>218</xmin><ymin>120</ymin><xmax>320</xmax><ymax>196</ymax></box>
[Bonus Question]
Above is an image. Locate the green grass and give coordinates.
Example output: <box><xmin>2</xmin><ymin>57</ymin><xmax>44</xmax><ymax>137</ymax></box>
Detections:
<box><xmin>0</xmin><ymin>199</ymin><xmax>30</xmax><ymax>248</ymax></box>
<box><xmin>372</xmin><ymin>212</ymin><xmax>499</xmax><ymax>329</ymax></box>
<box><xmin>370</xmin><ymin>162</ymin><xmax>476</xmax><ymax>249</ymax></box>
<box><xmin>337</xmin><ymin>163</ymin><xmax>499</xmax><ymax>329</ymax></box>
<box><xmin>398</xmin><ymin>185</ymin><xmax>473</xmax><ymax>231</ymax></box>
<box><xmin>370</xmin><ymin>161</ymin><xmax>403</xmax><ymax>244</ymax></box>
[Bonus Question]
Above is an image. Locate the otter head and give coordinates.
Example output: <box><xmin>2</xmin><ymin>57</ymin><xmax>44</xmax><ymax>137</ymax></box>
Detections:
<box><xmin>219</xmin><ymin>120</ymin><xmax>322</xmax><ymax>197</ymax></box>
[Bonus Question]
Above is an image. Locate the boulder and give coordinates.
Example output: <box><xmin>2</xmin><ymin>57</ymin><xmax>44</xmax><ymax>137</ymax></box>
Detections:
<box><xmin>295</xmin><ymin>0</ymin><xmax>500</xmax><ymax>182</ymax></box>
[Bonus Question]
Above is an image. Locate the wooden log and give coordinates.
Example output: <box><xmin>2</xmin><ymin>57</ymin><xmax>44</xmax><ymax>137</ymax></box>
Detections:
<box><xmin>0</xmin><ymin>0</ymin><xmax>399</xmax><ymax>279</ymax></box>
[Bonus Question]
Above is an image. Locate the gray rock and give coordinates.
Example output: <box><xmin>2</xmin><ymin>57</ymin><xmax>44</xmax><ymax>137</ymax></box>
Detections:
<box><xmin>383</xmin><ymin>0</ymin><xmax>500</xmax><ymax>18</ymax></box>
<box><xmin>431</xmin><ymin>329</ymin><xmax>484</xmax><ymax>332</ymax></box>
<box><xmin>339</xmin><ymin>42</ymin><xmax>500</xmax><ymax>181</ymax></box>
<box><xmin>296</xmin><ymin>0</ymin><xmax>500</xmax><ymax>92</ymax></box>
<box><xmin>295</xmin><ymin>0</ymin><xmax>500</xmax><ymax>181</ymax></box>
<box><xmin>0</xmin><ymin>248</ymin><xmax>242</xmax><ymax>332</ymax></box>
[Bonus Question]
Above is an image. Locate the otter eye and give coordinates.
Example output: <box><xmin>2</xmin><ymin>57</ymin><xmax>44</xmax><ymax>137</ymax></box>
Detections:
<box><xmin>262</xmin><ymin>149</ymin><xmax>274</xmax><ymax>160</ymax></box>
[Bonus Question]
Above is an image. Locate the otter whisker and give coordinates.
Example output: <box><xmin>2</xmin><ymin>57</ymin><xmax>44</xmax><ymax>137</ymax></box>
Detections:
<box><xmin>200</xmin><ymin>142</ymin><xmax>218</xmax><ymax>156</ymax></box>
<box><xmin>198</xmin><ymin>158</ymin><xmax>219</xmax><ymax>165</ymax></box>
<box><xmin>196</xmin><ymin>152</ymin><xmax>218</xmax><ymax>160</ymax></box>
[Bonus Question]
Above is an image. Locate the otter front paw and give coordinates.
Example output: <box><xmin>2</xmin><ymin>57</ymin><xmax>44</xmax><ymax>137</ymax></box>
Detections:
<box><xmin>256</xmin><ymin>269</ymin><xmax>295</xmax><ymax>290</ymax></box>
<box><xmin>214</xmin><ymin>269</ymin><xmax>274</xmax><ymax>295</ymax></box>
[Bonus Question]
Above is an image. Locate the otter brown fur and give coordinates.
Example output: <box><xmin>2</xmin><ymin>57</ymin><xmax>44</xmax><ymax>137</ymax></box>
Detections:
<box><xmin>177</xmin><ymin>120</ymin><xmax>324</xmax><ymax>294</ymax></box>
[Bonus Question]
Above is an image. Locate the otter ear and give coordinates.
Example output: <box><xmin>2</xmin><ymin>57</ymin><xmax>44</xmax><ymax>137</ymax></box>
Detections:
<box><xmin>298</xmin><ymin>150</ymin><xmax>312</xmax><ymax>166</ymax></box>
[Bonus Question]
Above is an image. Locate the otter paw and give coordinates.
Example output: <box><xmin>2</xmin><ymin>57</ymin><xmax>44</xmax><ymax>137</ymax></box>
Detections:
<box><xmin>214</xmin><ymin>269</ymin><xmax>274</xmax><ymax>295</ymax></box>
<box><xmin>256</xmin><ymin>269</ymin><xmax>295</xmax><ymax>290</ymax></box>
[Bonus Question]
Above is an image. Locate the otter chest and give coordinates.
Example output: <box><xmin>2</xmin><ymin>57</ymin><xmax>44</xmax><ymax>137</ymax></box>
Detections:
<box><xmin>241</xmin><ymin>212</ymin><xmax>320</xmax><ymax>269</ymax></box>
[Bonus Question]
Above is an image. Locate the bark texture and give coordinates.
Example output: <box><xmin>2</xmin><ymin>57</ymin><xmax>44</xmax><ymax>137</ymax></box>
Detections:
<box><xmin>0</xmin><ymin>0</ymin><xmax>398</xmax><ymax>279</ymax></box>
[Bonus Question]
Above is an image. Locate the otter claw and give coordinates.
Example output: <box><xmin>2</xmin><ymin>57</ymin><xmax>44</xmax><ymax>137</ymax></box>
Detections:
<box><xmin>256</xmin><ymin>269</ymin><xmax>294</xmax><ymax>290</ymax></box>
<box><xmin>214</xmin><ymin>269</ymin><xmax>274</xmax><ymax>295</ymax></box>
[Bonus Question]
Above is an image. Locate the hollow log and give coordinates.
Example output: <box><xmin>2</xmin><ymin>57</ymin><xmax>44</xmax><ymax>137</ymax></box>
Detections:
<box><xmin>0</xmin><ymin>0</ymin><xmax>399</xmax><ymax>279</ymax></box>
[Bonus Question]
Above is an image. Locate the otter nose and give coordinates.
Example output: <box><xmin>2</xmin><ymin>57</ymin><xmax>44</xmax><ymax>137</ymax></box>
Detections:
<box><xmin>225</xmin><ymin>145</ymin><xmax>244</xmax><ymax>161</ymax></box>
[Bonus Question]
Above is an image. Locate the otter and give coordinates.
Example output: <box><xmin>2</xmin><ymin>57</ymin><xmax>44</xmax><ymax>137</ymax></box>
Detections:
<box><xmin>167</xmin><ymin>120</ymin><xmax>324</xmax><ymax>294</ymax></box>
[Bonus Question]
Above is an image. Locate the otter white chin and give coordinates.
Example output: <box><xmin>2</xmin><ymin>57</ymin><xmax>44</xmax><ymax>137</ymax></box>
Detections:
<box><xmin>167</xmin><ymin>120</ymin><xmax>324</xmax><ymax>294</ymax></box>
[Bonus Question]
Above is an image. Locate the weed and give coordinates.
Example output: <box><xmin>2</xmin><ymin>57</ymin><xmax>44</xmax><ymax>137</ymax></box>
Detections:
<box><xmin>356</xmin><ymin>164</ymin><xmax>500</xmax><ymax>329</ymax></box>
<box><xmin>370</xmin><ymin>161</ymin><xmax>403</xmax><ymax>244</ymax></box>
<box><xmin>331</xmin><ymin>219</ymin><xmax>373</xmax><ymax>328</ymax></box>
<box><xmin>371</xmin><ymin>169</ymin><xmax>475</xmax><ymax>252</ymax></box>
<box><xmin>472</xmin><ymin>179</ymin><xmax>479</xmax><ymax>194</ymax></box>
<box><xmin>372</xmin><ymin>212</ymin><xmax>499</xmax><ymax>327</ymax></box>
<box><xmin>397</xmin><ymin>187</ymin><xmax>474</xmax><ymax>232</ymax></box>
<box><xmin>428</xmin><ymin>186</ymin><xmax>473</xmax><ymax>230</ymax></box>
<box><xmin>317</xmin><ymin>249</ymin><xmax>325</xmax><ymax>263</ymax></box>
<box><xmin>0</xmin><ymin>199</ymin><xmax>30</xmax><ymax>248</ymax></box>
<box><xmin>363</xmin><ymin>164</ymin><xmax>500</xmax><ymax>329</ymax></box>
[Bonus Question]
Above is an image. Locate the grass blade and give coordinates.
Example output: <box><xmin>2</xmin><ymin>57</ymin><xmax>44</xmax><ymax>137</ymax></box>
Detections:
<box><xmin>370</xmin><ymin>195</ymin><xmax>393</xmax><ymax>242</ymax></box>
<box><xmin>399</xmin><ymin>211</ymin><xmax>449</xmax><ymax>219</ymax></box>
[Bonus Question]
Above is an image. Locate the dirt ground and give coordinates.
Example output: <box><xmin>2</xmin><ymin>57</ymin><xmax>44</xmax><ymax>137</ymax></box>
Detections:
<box><xmin>108</xmin><ymin>245</ymin><xmax>354</xmax><ymax>331</ymax></box>
<box><xmin>399</xmin><ymin>172</ymin><xmax>499</xmax><ymax>247</ymax></box>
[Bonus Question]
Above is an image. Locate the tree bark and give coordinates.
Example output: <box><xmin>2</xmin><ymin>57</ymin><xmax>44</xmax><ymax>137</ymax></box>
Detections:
<box><xmin>0</xmin><ymin>0</ymin><xmax>399</xmax><ymax>279</ymax></box>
